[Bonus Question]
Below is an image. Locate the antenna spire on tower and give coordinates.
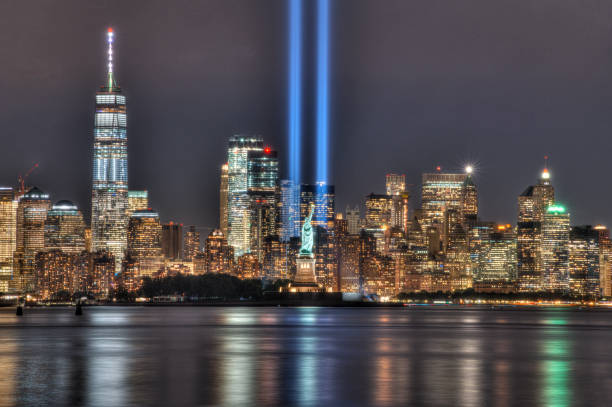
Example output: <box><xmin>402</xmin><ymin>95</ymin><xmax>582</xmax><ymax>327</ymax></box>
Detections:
<box><xmin>107</xmin><ymin>27</ymin><xmax>114</xmax><ymax>90</ymax></box>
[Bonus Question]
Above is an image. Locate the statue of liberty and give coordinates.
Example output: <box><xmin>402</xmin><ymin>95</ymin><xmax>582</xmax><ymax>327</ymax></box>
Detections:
<box><xmin>299</xmin><ymin>203</ymin><xmax>315</xmax><ymax>256</ymax></box>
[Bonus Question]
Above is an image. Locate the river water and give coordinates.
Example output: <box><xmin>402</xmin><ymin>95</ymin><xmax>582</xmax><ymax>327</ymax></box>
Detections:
<box><xmin>0</xmin><ymin>306</ymin><xmax>610</xmax><ymax>406</ymax></box>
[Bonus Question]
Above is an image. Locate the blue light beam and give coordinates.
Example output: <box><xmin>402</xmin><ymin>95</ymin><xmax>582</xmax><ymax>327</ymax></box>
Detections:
<box><xmin>288</xmin><ymin>0</ymin><xmax>303</xmax><ymax>185</ymax></box>
<box><xmin>315</xmin><ymin>0</ymin><xmax>330</xmax><ymax>185</ymax></box>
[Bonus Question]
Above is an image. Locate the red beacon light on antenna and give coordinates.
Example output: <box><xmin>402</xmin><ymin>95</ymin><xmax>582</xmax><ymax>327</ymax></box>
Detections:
<box><xmin>264</xmin><ymin>146</ymin><xmax>272</xmax><ymax>155</ymax></box>
<box><xmin>436</xmin><ymin>166</ymin><xmax>441</xmax><ymax>172</ymax></box>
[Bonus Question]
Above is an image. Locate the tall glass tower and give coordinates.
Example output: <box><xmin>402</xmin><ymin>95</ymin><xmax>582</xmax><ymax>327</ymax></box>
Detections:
<box><xmin>91</xmin><ymin>28</ymin><xmax>128</xmax><ymax>272</ymax></box>
<box><xmin>227</xmin><ymin>135</ymin><xmax>263</xmax><ymax>258</ymax></box>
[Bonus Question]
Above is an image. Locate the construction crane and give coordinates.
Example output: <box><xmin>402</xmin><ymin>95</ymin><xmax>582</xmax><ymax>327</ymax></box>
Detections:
<box><xmin>17</xmin><ymin>163</ymin><xmax>39</xmax><ymax>197</ymax></box>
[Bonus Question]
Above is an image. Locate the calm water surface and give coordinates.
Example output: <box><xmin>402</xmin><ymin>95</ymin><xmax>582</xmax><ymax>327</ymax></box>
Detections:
<box><xmin>0</xmin><ymin>306</ymin><xmax>611</xmax><ymax>406</ymax></box>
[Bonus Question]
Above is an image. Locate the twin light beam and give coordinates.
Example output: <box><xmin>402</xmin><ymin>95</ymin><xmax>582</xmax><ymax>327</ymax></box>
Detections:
<box><xmin>288</xmin><ymin>0</ymin><xmax>330</xmax><ymax>187</ymax></box>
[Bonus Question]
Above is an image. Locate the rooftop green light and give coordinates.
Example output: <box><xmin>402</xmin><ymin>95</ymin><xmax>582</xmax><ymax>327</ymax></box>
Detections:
<box><xmin>547</xmin><ymin>204</ymin><xmax>566</xmax><ymax>214</ymax></box>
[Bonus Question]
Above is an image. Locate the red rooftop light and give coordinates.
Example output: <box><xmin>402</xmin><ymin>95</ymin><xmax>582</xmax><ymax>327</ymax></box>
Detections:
<box><xmin>264</xmin><ymin>146</ymin><xmax>271</xmax><ymax>154</ymax></box>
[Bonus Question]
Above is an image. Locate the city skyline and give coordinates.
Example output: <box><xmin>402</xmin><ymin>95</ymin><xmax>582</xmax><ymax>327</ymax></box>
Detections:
<box><xmin>2</xmin><ymin>1</ymin><xmax>612</xmax><ymax>231</ymax></box>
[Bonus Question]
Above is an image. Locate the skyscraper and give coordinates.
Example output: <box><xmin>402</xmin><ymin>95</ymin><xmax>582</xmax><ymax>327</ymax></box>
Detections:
<box><xmin>127</xmin><ymin>190</ymin><xmax>148</xmax><ymax>216</ymax></box>
<box><xmin>219</xmin><ymin>163</ymin><xmax>229</xmax><ymax>237</ymax></box>
<box><xmin>227</xmin><ymin>136</ymin><xmax>263</xmax><ymax>257</ymax></box>
<box><xmin>345</xmin><ymin>206</ymin><xmax>361</xmax><ymax>235</ymax></box>
<box><xmin>127</xmin><ymin>209</ymin><xmax>163</xmax><ymax>277</ymax></box>
<box><xmin>471</xmin><ymin>224</ymin><xmax>517</xmax><ymax>287</ymax></box>
<box><xmin>0</xmin><ymin>187</ymin><xmax>17</xmax><ymax>292</ymax></box>
<box><xmin>44</xmin><ymin>200</ymin><xmax>86</xmax><ymax>254</ymax></box>
<box><xmin>247</xmin><ymin>147</ymin><xmax>279</xmax><ymax>260</ymax></box>
<box><xmin>420</xmin><ymin>171</ymin><xmax>468</xmax><ymax>236</ymax></box>
<box><xmin>569</xmin><ymin>225</ymin><xmax>601</xmax><ymax>298</ymax></box>
<box><xmin>14</xmin><ymin>186</ymin><xmax>51</xmax><ymax>292</ymax></box>
<box><xmin>517</xmin><ymin>166</ymin><xmax>555</xmax><ymax>291</ymax></box>
<box><xmin>461</xmin><ymin>171</ymin><xmax>478</xmax><ymax>224</ymax></box>
<box><xmin>365</xmin><ymin>193</ymin><xmax>392</xmax><ymax>228</ymax></box>
<box><xmin>183</xmin><ymin>225</ymin><xmax>201</xmax><ymax>261</ymax></box>
<box><xmin>204</xmin><ymin>229</ymin><xmax>234</xmax><ymax>274</ymax></box>
<box><xmin>280</xmin><ymin>180</ymin><xmax>300</xmax><ymax>242</ymax></box>
<box><xmin>542</xmin><ymin>204</ymin><xmax>570</xmax><ymax>292</ymax></box>
<box><xmin>594</xmin><ymin>225</ymin><xmax>612</xmax><ymax>297</ymax></box>
<box><xmin>91</xmin><ymin>28</ymin><xmax>128</xmax><ymax>272</ymax></box>
<box><xmin>386</xmin><ymin>174</ymin><xmax>409</xmax><ymax>231</ymax></box>
<box><xmin>162</xmin><ymin>222</ymin><xmax>183</xmax><ymax>260</ymax></box>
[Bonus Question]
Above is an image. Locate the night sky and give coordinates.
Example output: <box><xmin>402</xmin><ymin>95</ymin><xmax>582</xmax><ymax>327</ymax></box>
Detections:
<box><xmin>1</xmin><ymin>0</ymin><xmax>612</xmax><ymax>235</ymax></box>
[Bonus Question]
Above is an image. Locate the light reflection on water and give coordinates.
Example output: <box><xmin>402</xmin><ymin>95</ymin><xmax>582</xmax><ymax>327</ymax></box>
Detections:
<box><xmin>0</xmin><ymin>307</ymin><xmax>611</xmax><ymax>406</ymax></box>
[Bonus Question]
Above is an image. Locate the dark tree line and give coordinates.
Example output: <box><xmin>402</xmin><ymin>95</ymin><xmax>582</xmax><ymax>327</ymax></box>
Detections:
<box><xmin>139</xmin><ymin>274</ymin><xmax>272</xmax><ymax>300</ymax></box>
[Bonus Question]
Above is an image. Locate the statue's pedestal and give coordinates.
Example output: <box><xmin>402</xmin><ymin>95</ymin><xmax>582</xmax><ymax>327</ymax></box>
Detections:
<box><xmin>287</xmin><ymin>254</ymin><xmax>324</xmax><ymax>293</ymax></box>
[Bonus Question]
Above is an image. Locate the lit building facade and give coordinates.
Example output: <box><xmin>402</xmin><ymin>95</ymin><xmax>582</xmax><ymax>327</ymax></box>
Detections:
<box><xmin>162</xmin><ymin>222</ymin><xmax>183</xmax><ymax>260</ymax></box>
<box><xmin>280</xmin><ymin>180</ymin><xmax>301</xmax><ymax>242</ymax></box>
<box><xmin>127</xmin><ymin>209</ymin><xmax>163</xmax><ymax>277</ymax></box>
<box><xmin>227</xmin><ymin>135</ymin><xmax>263</xmax><ymax>257</ymax></box>
<box><xmin>517</xmin><ymin>167</ymin><xmax>555</xmax><ymax>291</ymax></box>
<box><xmin>471</xmin><ymin>224</ymin><xmax>517</xmax><ymax>286</ymax></box>
<box><xmin>313</xmin><ymin>226</ymin><xmax>338</xmax><ymax>290</ymax></box>
<box><xmin>337</xmin><ymin>233</ymin><xmax>361</xmax><ymax>292</ymax></box>
<box><xmin>595</xmin><ymin>225</ymin><xmax>612</xmax><ymax>297</ymax></box>
<box><xmin>569</xmin><ymin>226</ymin><xmax>601</xmax><ymax>298</ymax></box>
<box><xmin>346</xmin><ymin>206</ymin><xmax>361</xmax><ymax>235</ymax></box>
<box><xmin>541</xmin><ymin>204</ymin><xmax>570</xmax><ymax>292</ymax></box>
<box><xmin>421</xmin><ymin>172</ymin><xmax>467</xmax><ymax>232</ymax></box>
<box><xmin>365</xmin><ymin>193</ymin><xmax>392</xmax><ymax>228</ymax></box>
<box><xmin>91</xmin><ymin>28</ymin><xmax>129</xmax><ymax>272</ymax></box>
<box><xmin>204</xmin><ymin>229</ymin><xmax>233</xmax><ymax>274</ymax></box>
<box><xmin>44</xmin><ymin>200</ymin><xmax>86</xmax><ymax>254</ymax></box>
<box><xmin>220</xmin><ymin>163</ymin><xmax>229</xmax><ymax>238</ymax></box>
<box><xmin>14</xmin><ymin>186</ymin><xmax>51</xmax><ymax>292</ymax></box>
<box><xmin>248</xmin><ymin>147</ymin><xmax>279</xmax><ymax>261</ymax></box>
<box><xmin>235</xmin><ymin>253</ymin><xmax>261</xmax><ymax>279</ymax></box>
<box><xmin>0</xmin><ymin>187</ymin><xmax>17</xmax><ymax>291</ymax></box>
<box><xmin>386</xmin><ymin>174</ymin><xmax>409</xmax><ymax>232</ymax></box>
<box><xmin>361</xmin><ymin>254</ymin><xmax>396</xmax><ymax>298</ymax></box>
<box><xmin>183</xmin><ymin>225</ymin><xmax>201</xmax><ymax>261</ymax></box>
<box><xmin>36</xmin><ymin>250</ymin><xmax>85</xmax><ymax>299</ymax></box>
<box><xmin>461</xmin><ymin>174</ymin><xmax>478</xmax><ymax>224</ymax></box>
<box><xmin>127</xmin><ymin>190</ymin><xmax>148</xmax><ymax>216</ymax></box>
